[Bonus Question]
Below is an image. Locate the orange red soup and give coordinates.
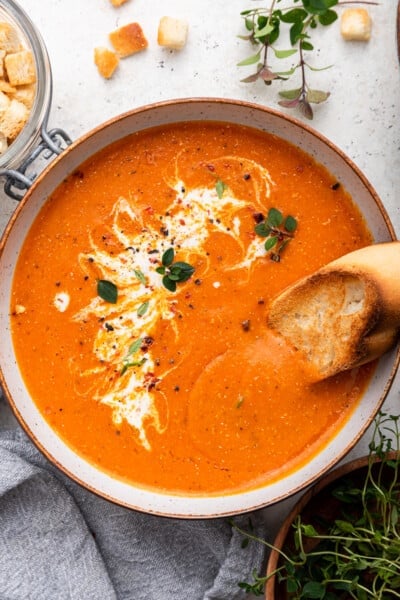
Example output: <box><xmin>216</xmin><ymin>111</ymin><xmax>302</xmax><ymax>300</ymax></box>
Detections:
<box><xmin>11</xmin><ymin>122</ymin><xmax>374</xmax><ymax>494</ymax></box>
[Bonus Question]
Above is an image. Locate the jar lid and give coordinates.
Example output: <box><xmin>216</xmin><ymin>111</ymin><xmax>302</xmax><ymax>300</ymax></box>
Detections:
<box><xmin>0</xmin><ymin>0</ymin><xmax>52</xmax><ymax>170</ymax></box>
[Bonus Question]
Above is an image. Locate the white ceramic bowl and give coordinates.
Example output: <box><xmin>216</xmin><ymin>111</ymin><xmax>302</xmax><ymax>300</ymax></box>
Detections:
<box><xmin>0</xmin><ymin>98</ymin><xmax>398</xmax><ymax>518</ymax></box>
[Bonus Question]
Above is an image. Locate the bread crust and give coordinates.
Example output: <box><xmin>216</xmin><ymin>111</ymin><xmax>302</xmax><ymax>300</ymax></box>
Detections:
<box><xmin>268</xmin><ymin>242</ymin><xmax>400</xmax><ymax>379</ymax></box>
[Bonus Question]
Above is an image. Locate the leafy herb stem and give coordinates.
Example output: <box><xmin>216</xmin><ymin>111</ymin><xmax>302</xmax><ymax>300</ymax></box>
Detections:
<box><xmin>255</xmin><ymin>207</ymin><xmax>297</xmax><ymax>262</ymax></box>
<box><xmin>120</xmin><ymin>337</ymin><xmax>146</xmax><ymax>375</ymax></box>
<box><xmin>239</xmin><ymin>0</ymin><xmax>378</xmax><ymax>120</ymax></box>
<box><xmin>156</xmin><ymin>247</ymin><xmax>195</xmax><ymax>292</ymax></box>
<box><xmin>233</xmin><ymin>412</ymin><xmax>400</xmax><ymax>598</ymax></box>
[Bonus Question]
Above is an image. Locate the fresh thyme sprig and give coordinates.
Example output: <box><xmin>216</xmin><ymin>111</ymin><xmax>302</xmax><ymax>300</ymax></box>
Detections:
<box><xmin>232</xmin><ymin>412</ymin><xmax>400</xmax><ymax>598</ymax></box>
<box><xmin>156</xmin><ymin>247</ymin><xmax>195</xmax><ymax>292</ymax></box>
<box><xmin>120</xmin><ymin>337</ymin><xmax>146</xmax><ymax>375</ymax></box>
<box><xmin>255</xmin><ymin>207</ymin><xmax>297</xmax><ymax>262</ymax></box>
<box><xmin>238</xmin><ymin>0</ymin><xmax>377</xmax><ymax>119</ymax></box>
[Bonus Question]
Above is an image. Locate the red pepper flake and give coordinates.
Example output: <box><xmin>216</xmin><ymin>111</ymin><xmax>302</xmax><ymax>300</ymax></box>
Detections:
<box><xmin>179</xmin><ymin>218</ymin><xmax>185</xmax><ymax>225</ymax></box>
<box><xmin>144</xmin><ymin>206</ymin><xmax>154</xmax><ymax>214</ymax></box>
<box><xmin>206</xmin><ymin>163</ymin><xmax>215</xmax><ymax>172</ymax></box>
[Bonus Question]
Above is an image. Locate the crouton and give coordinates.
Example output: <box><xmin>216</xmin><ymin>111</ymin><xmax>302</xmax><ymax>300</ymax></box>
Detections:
<box><xmin>0</xmin><ymin>131</ymin><xmax>8</xmax><ymax>154</ymax></box>
<box><xmin>0</xmin><ymin>98</ymin><xmax>28</xmax><ymax>140</ymax></box>
<box><xmin>0</xmin><ymin>49</ymin><xmax>6</xmax><ymax>78</ymax></box>
<box><xmin>94</xmin><ymin>47</ymin><xmax>119</xmax><ymax>79</ymax></box>
<box><xmin>109</xmin><ymin>22</ymin><xmax>148</xmax><ymax>57</ymax></box>
<box><xmin>109</xmin><ymin>0</ymin><xmax>130</xmax><ymax>6</ymax></box>
<box><xmin>0</xmin><ymin>80</ymin><xmax>16</xmax><ymax>94</ymax></box>
<box><xmin>0</xmin><ymin>90</ymin><xmax>10</xmax><ymax>116</ymax></box>
<box><xmin>0</xmin><ymin>21</ymin><xmax>22</xmax><ymax>53</ymax></box>
<box><xmin>10</xmin><ymin>83</ymin><xmax>36</xmax><ymax>109</ymax></box>
<box><xmin>5</xmin><ymin>49</ymin><xmax>36</xmax><ymax>86</ymax></box>
<box><xmin>157</xmin><ymin>16</ymin><xmax>188</xmax><ymax>50</ymax></box>
<box><xmin>341</xmin><ymin>8</ymin><xmax>372</xmax><ymax>41</ymax></box>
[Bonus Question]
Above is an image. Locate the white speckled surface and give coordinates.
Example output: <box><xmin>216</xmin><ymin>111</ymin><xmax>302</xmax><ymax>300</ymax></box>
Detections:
<box><xmin>0</xmin><ymin>0</ymin><xmax>399</xmax><ymax>583</ymax></box>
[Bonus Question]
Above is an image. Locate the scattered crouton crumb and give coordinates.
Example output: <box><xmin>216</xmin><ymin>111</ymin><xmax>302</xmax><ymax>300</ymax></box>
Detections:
<box><xmin>157</xmin><ymin>16</ymin><xmax>188</xmax><ymax>50</ymax></box>
<box><xmin>109</xmin><ymin>22</ymin><xmax>148</xmax><ymax>58</ymax></box>
<box><xmin>340</xmin><ymin>8</ymin><xmax>371</xmax><ymax>41</ymax></box>
<box><xmin>14</xmin><ymin>304</ymin><xmax>26</xmax><ymax>314</ymax></box>
<box><xmin>94</xmin><ymin>47</ymin><xmax>119</xmax><ymax>79</ymax></box>
<box><xmin>109</xmin><ymin>0</ymin><xmax>130</xmax><ymax>6</ymax></box>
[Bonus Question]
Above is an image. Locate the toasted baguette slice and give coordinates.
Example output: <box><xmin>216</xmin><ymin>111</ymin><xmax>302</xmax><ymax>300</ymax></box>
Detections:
<box><xmin>268</xmin><ymin>242</ymin><xmax>400</xmax><ymax>379</ymax></box>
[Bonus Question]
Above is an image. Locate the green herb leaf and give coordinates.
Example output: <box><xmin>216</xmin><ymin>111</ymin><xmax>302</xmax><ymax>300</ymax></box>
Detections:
<box><xmin>254</xmin><ymin>222</ymin><xmax>272</xmax><ymax>237</ymax></box>
<box><xmin>306</xmin><ymin>89</ymin><xmax>330</xmax><ymax>104</ymax></box>
<box><xmin>279</xmin><ymin>88</ymin><xmax>302</xmax><ymax>100</ymax></box>
<box><xmin>127</xmin><ymin>338</ymin><xmax>142</xmax><ymax>356</ymax></box>
<box><xmin>134</xmin><ymin>269</ymin><xmax>146</xmax><ymax>285</ymax></box>
<box><xmin>156</xmin><ymin>266</ymin><xmax>165</xmax><ymax>275</ymax></box>
<box><xmin>273</xmin><ymin>48</ymin><xmax>297</xmax><ymax>59</ymax></box>
<box><xmin>137</xmin><ymin>301</ymin><xmax>149</xmax><ymax>317</ymax></box>
<box><xmin>318</xmin><ymin>9</ymin><xmax>338</xmax><ymax>26</ymax></box>
<box><xmin>162</xmin><ymin>275</ymin><xmax>177</xmax><ymax>292</ymax></box>
<box><xmin>237</xmin><ymin>51</ymin><xmax>262</xmax><ymax>67</ymax></box>
<box><xmin>267</xmin><ymin>207</ymin><xmax>283</xmax><ymax>227</ymax></box>
<box><xmin>172</xmin><ymin>262</ymin><xmax>196</xmax><ymax>281</ymax></box>
<box><xmin>120</xmin><ymin>337</ymin><xmax>144</xmax><ymax>375</ymax></box>
<box><xmin>284</xmin><ymin>215</ymin><xmax>297</xmax><ymax>232</ymax></box>
<box><xmin>162</xmin><ymin>247</ymin><xmax>174</xmax><ymax>267</ymax></box>
<box><xmin>280</xmin><ymin>8</ymin><xmax>308</xmax><ymax>23</ymax></box>
<box><xmin>216</xmin><ymin>178</ymin><xmax>228</xmax><ymax>199</ymax></box>
<box><xmin>97</xmin><ymin>279</ymin><xmax>118</xmax><ymax>304</ymax></box>
<box><xmin>302</xmin><ymin>581</ymin><xmax>326</xmax><ymax>598</ymax></box>
<box><xmin>265</xmin><ymin>236</ymin><xmax>278</xmax><ymax>251</ymax></box>
<box><xmin>254</xmin><ymin>22</ymin><xmax>274</xmax><ymax>39</ymax></box>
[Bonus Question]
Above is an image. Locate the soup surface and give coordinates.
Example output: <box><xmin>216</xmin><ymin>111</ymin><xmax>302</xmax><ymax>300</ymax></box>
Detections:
<box><xmin>11</xmin><ymin>121</ymin><xmax>374</xmax><ymax>494</ymax></box>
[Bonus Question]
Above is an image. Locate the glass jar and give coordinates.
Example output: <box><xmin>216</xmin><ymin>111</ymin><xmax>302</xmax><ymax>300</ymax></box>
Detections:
<box><xmin>0</xmin><ymin>0</ymin><xmax>52</xmax><ymax>171</ymax></box>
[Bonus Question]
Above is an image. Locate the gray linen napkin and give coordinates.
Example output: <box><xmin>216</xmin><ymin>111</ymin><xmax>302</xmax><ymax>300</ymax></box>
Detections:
<box><xmin>0</xmin><ymin>425</ymin><xmax>268</xmax><ymax>600</ymax></box>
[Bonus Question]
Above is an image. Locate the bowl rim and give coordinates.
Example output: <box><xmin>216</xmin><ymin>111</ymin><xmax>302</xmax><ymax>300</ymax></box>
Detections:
<box><xmin>1</xmin><ymin>97</ymin><xmax>399</xmax><ymax>518</ymax></box>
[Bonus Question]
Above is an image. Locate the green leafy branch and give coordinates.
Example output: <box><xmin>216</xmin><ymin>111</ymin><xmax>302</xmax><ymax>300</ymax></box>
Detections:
<box><xmin>232</xmin><ymin>412</ymin><xmax>400</xmax><ymax>598</ymax></box>
<box><xmin>238</xmin><ymin>0</ymin><xmax>377</xmax><ymax>119</ymax></box>
<box><xmin>156</xmin><ymin>247</ymin><xmax>195</xmax><ymax>292</ymax></box>
<box><xmin>255</xmin><ymin>207</ymin><xmax>297</xmax><ymax>262</ymax></box>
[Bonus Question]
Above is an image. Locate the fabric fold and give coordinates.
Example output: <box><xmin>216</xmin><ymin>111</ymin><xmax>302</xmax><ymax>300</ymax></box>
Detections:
<box><xmin>0</xmin><ymin>427</ymin><xmax>268</xmax><ymax>600</ymax></box>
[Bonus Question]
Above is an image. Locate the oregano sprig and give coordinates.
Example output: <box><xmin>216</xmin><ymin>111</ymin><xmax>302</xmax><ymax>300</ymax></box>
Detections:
<box><xmin>255</xmin><ymin>207</ymin><xmax>297</xmax><ymax>262</ymax></box>
<box><xmin>156</xmin><ymin>248</ymin><xmax>195</xmax><ymax>292</ymax></box>
<box><xmin>239</xmin><ymin>0</ymin><xmax>377</xmax><ymax>119</ymax></box>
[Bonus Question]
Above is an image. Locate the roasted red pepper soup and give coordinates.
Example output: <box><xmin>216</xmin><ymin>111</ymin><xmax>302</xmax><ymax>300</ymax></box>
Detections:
<box><xmin>11</xmin><ymin>122</ymin><xmax>374</xmax><ymax>494</ymax></box>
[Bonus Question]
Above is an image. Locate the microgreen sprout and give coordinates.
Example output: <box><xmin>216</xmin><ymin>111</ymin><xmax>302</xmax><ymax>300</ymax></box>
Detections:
<box><xmin>255</xmin><ymin>207</ymin><xmax>297</xmax><ymax>262</ymax></box>
<box><xmin>232</xmin><ymin>412</ymin><xmax>400</xmax><ymax>598</ymax></box>
<box><xmin>238</xmin><ymin>0</ymin><xmax>378</xmax><ymax>119</ymax></box>
<box><xmin>156</xmin><ymin>247</ymin><xmax>195</xmax><ymax>292</ymax></box>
